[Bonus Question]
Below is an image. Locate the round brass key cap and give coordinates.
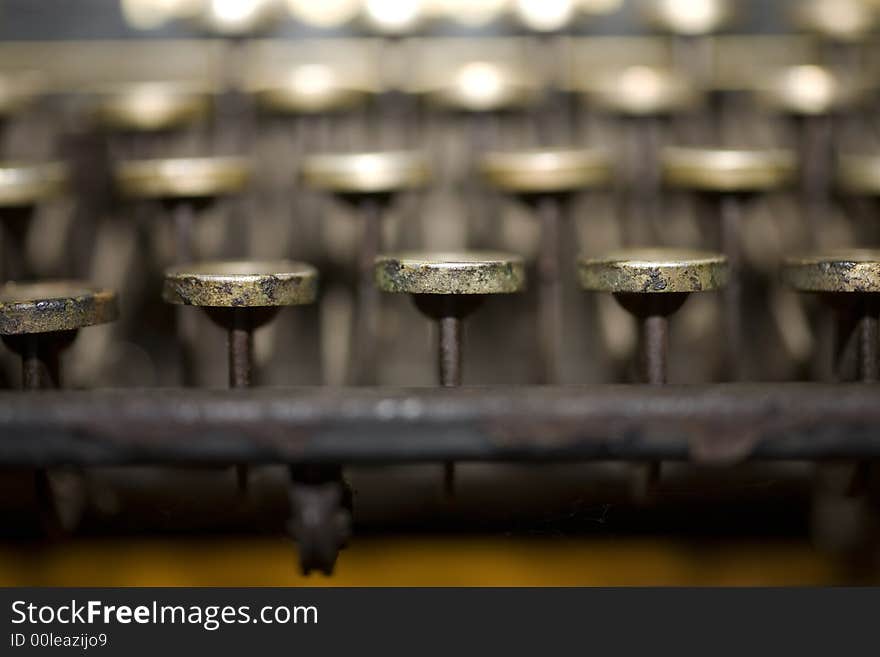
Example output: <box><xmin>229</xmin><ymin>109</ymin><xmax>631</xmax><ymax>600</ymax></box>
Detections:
<box><xmin>662</xmin><ymin>147</ymin><xmax>796</xmax><ymax>193</ymax></box>
<box><xmin>420</xmin><ymin>61</ymin><xmax>538</xmax><ymax>113</ymax></box>
<box><xmin>301</xmin><ymin>152</ymin><xmax>428</xmax><ymax>195</ymax></box>
<box><xmin>94</xmin><ymin>81</ymin><xmax>210</xmax><ymax>132</ymax></box>
<box><xmin>837</xmin><ymin>155</ymin><xmax>880</xmax><ymax>195</ymax></box>
<box><xmin>579</xmin><ymin>248</ymin><xmax>729</xmax><ymax>294</ymax></box>
<box><xmin>0</xmin><ymin>163</ymin><xmax>68</xmax><ymax>207</ymax></box>
<box><xmin>643</xmin><ymin>0</ymin><xmax>734</xmax><ymax>35</ymax></box>
<box><xmin>0</xmin><ymin>281</ymin><xmax>118</xmax><ymax>335</ymax></box>
<box><xmin>758</xmin><ymin>65</ymin><xmax>870</xmax><ymax>115</ymax></box>
<box><xmin>375</xmin><ymin>251</ymin><xmax>526</xmax><ymax>295</ymax></box>
<box><xmin>115</xmin><ymin>156</ymin><xmax>250</xmax><ymax>200</ymax></box>
<box><xmin>582</xmin><ymin>66</ymin><xmax>702</xmax><ymax>117</ymax></box>
<box><xmin>782</xmin><ymin>251</ymin><xmax>880</xmax><ymax>294</ymax></box>
<box><xmin>193</xmin><ymin>0</ymin><xmax>281</xmax><ymax>35</ymax></box>
<box><xmin>254</xmin><ymin>65</ymin><xmax>374</xmax><ymax>114</ymax></box>
<box><xmin>163</xmin><ymin>260</ymin><xmax>319</xmax><ymax>308</ymax></box>
<box><xmin>794</xmin><ymin>0</ymin><xmax>875</xmax><ymax>42</ymax></box>
<box><xmin>481</xmin><ymin>149</ymin><xmax>611</xmax><ymax>194</ymax></box>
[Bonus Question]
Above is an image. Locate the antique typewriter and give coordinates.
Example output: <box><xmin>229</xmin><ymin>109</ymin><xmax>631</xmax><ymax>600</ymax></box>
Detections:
<box><xmin>1</xmin><ymin>0</ymin><xmax>880</xmax><ymax>583</ymax></box>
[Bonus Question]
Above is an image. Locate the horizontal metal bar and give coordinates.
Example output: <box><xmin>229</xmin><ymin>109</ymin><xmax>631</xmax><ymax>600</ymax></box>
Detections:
<box><xmin>0</xmin><ymin>384</ymin><xmax>877</xmax><ymax>466</ymax></box>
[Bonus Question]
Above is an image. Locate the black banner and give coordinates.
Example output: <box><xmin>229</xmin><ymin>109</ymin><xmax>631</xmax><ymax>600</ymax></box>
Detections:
<box><xmin>0</xmin><ymin>588</ymin><xmax>878</xmax><ymax>655</ymax></box>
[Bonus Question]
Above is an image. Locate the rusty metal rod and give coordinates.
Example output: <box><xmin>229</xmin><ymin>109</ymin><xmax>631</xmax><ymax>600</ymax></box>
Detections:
<box><xmin>227</xmin><ymin>307</ymin><xmax>254</xmax><ymax>492</ymax></box>
<box><xmin>21</xmin><ymin>335</ymin><xmax>60</xmax><ymax>390</ymax></box>
<box><xmin>438</xmin><ymin>316</ymin><xmax>462</xmax><ymax>388</ymax></box>
<box><xmin>438</xmin><ymin>314</ymin><xmax>462</xmax><ymax>495</ymax></box>
<box><xmin>641</xmin><ymin>315</ymin><xmax>668</xmax><ymax>386</ymax></box>
<box><xmin>2</xmin><ymin>385</ymin><xmax>880</xmax><ymax>465</ymax></box>
<box><xmin>858</xmin><ymin>314</ymin><xmax>878</xmax><ymax>384</ymax></box>
<box><xmin>171</xmin><ymin>201</ymin><xmax>198</xmax><ymax>387</ymax></box>
<box><xmin>228</xmin><ymin>308</ymin><xmax>253</xmax><ymax>389</ymax></box>
<box><xmin>352</xmin><ymin>197</ymin><xmax>382</xmax><ymax>385</ymax></box>
<box><xmin>16</xmin><ymin>332</ymin><xmax>66</xmax><ymax>537</ymax></box>
<box><xmin>720</xmin><ymin>195</ymin><xmax>745</xmax><ymax>381</ymax></box>
<box><xmin>172</xmin><ymin>201</ymin><xmax>195</xmax><ymax>265</ymax></box>
<box><xmin>536</xmin><ymin>195</ymin><xmax>563</xmax><ymax>383</ymax></box>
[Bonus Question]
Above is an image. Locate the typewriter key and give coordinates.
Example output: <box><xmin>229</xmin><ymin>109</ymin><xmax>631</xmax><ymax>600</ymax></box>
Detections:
<box><xmin>0</xmin><ymin>281</ymin><xmax>119</xmax><ymax>388</ymax></box>
<box><xmin>376</xmin><ymin>251</ymin><xmax>526</xmax><ymax>493</ymax></box>
<box><xmin>422</xmin><ymin>61</ymin><xmax>538</xmax><ymax>114</ymax></box>
<box><xmin>643</xmin><ymin>0</ymin><xmax>734</xmax><ymax>36</ymax></box>
<box><xmin>94</xmin><ymin>81</ymin><xmax>211</xmax><ymax>134</ymax></box>
<box><xmin>794</xmin><ymin>0</ymin><xmax>876</xmax><ymax>43</ymax></box>
<box><xmin>0</xmin><ymin>71</ymin><xmax>44</xmax><ymax>156</ymax></box>
<box><xmin>793</xmin><ymin>0</ymin><xmax>876</xmax><ymax>68</ymax></box>
<box><xmin>581</xmin><ymin>66</ymin><xmax>703</xmax><ymax>243</ymax></box>
<box><xmin>662</xmin><ymin>147</ymin><xmax>795</xmax><ymax>379</ymax></box>
<box><xmin>758</xmin><ymin>65</ymin><xmax>869</xmax><ymax>117</ymax></box>
<box><xmin>579</xmin><ymin>248</ymin><xmax>728</xmax><ymax>384</ymax></box>
<box><xmin>162</xmin><ymin>259</ymin><xmax>318</xmax><ymax>387</ymax></box>
<box><xmin>579</xmin><ymin>248</ymin><xmax>728</xmax><ymax>499</ymax></box>
<box><xmin>0</xmin><ymin>162</ymin><xmax>69</xmax><ymax>281</ymax></box>
<box><xmin>116</xmin><ymin>156</ymin><xmax>251</xmax><ymax>263</ymax></box>
<box><xmin>254</xmin><ymin>65</ymin><xmax>374</xmax><ymax>116</ymax></box>
<box><xmin>642</xmin><ymin>0</ymin><xmax>734</xmax><ymax>84</ymax></box>
<box><xmin>759</xmin><ymin>65</ymin><xmax>870</xmax><ymax>237</ymax></box>
<box><xmin>838</xmin><ymin>154</ymin><xmax>880</xmax><ymax>198</ymax></box>
<box><xmin>481</xmin><ymin>148</ymin><xmax>611</xmax><ymax>382</ymax></box>
<box><xmin>302</xmin><ymin>151</ymin><xmax>428</xmax><ymax>384</ymax></box>
<box><xmin>783</xmin><ymin>250</ymin><xmax>880</xmax><ymax>550</ymax></box>
<box><xmin>117</xmin><ymin>156</ymin><xmax>250</xmax><ymax>386</ymax></box>
<box><xmin>783</xmin><ymin>250</ymin><xmax>880</xmax><ymax>382</ymax></box>
<box><xmin>162</xmin><ymin>260</ymin><xmax>346</xmax><ymax>574</ymax></box>
<box><xmin>0</xmin><ymin>281</ymin><xmax>119</xmax><ymax>534</ymax></box>
<box><xmin>192</xmin><ymin>0</ymin><xmax>282</xmax><ymax>36</ymax></box>
<box><xmin>582</xmin><ymin>66</ymin><xmax>701</xmax><ymax>118</ymax></box>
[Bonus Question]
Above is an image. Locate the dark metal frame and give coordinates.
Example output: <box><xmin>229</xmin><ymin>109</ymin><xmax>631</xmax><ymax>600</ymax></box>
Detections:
<box><xmin>1</xmin><ymin>384</ymin><xmax>878</xmax><ymax>466</ymax></box>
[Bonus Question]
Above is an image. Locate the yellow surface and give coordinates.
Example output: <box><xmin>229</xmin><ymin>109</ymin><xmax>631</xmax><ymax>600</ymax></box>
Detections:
<box><xmin>0</xmin><ymin>537</ymin><xmax>863</xmax><ymax>586</ymax></box>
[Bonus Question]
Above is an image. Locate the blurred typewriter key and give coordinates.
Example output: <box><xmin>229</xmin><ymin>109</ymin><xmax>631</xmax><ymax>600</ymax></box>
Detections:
<box><xmin>0</xmin><ymin>162</ymin><xmax>68</xmax><ymax>281</ymax></box>
<box><xmin>191</xmin><ymin>0</ymin><xmax>283</xmax><ymax>36</ymax></box>
<box><xmin>94</xmin><ymin>81</ymin><xmax>211</xmax><ymax>134</ymax></box>
<box><xmin>0</xmin><ymin>71</ymin><xmax>44</xmax><ymax>120</ymax></box>
<box><xmin>115</xmin><ymin>155</ymin><xmax>251</xmax><ymax>263</ymax></box>
<box><xmin>361</xmin><ymin>0</ymin><xmax>427</xmax><ymax>35</ymax></box>
<box><xmin>375</xmin><ymin>251</ymin><xmax>526</xmax><ymax>493</ymax></box>
<box><xmin>582</xmin><ymin>67</ymin><xmax>703</xmax><ymax>243</ymax></box>
<box><xmin>422</xmin><ymin>61</ymin><xmax>539</xmax><ymax>115</ymax></box>
<box><xmin>759</xmin><ymin>65</ymin><xmax>870</xmax><ymax>236</ymax></box>
<box><xmin>481</xmin><ymin>148</ymin><xmax>611</xmax><ymax>382</ymax></box>
<box><xmin>642</xmin><ymin>0</ymin><xmax>734</xmax><ymax>83</ymax></box>
<box><xmin>662</xmin><ymin>147</ymin><xmax>795</xmax><ymax>380</ymax></box>
<box><xmin>0</xmin><ymin>71</ymin><xmax>46</xmax><ymax>156</ymax></box>
<box><xmin>92</xmin><ymin>81</ymin><xmax>212</xmax><ymax>160</ymax></box>
<box><xmin>758</xmin><ymin>65</ymin><xmax>869</xmax><ymax>117</ymax></box>
<box><xmin>254</xmin><ymin>65</ymin><xmax>375</xmax><ymax>116</ymax></box>
<box><xmin>793</xmin><ymin>0</ymin><xmax>876</xmax><ymax>68</ymax></box>
<box><xmin>302</xmin><ymin>151</ymin><xmax>428</xmax><ymax>385</ymax></box>
<box><xmin>642</xmin><ymin>0</ymin><xmax>734</xmax><ymax>36</ymax></box>
<box><xmin>0</xmin><ymin>281</ymin><xmax>119</xmax><ymax>535</ymax></box>
<box><xmin>117</xmin><ymin>156</ymin><xmax>250</xmax><ymax>386</ymax></box>
<box><xmin>759</xmin><ymin>65</ymin><xmax>872</xmax><ymax>256</ymax></box>
<box><xmin>783</xmin><ymin>250</ymin><xmax>880</xmax><ymax>383</ymax></box>
<box><xmin>579</xmin><ymin>247</ymin><xmax>728</xmax><ymax>499</ymax></box>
